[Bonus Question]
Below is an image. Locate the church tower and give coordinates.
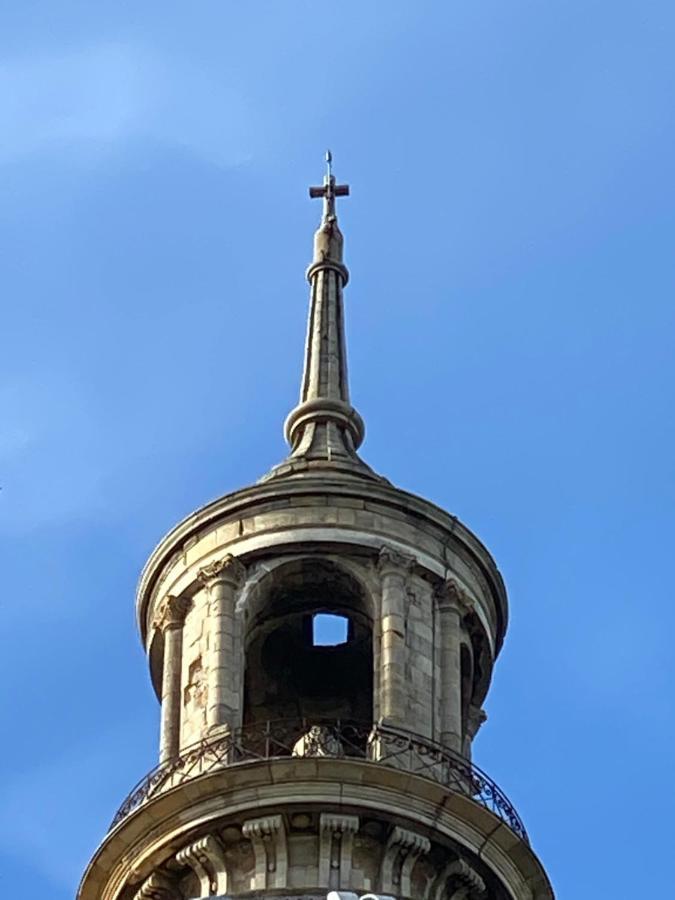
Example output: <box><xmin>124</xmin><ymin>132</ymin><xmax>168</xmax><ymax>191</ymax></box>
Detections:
<box><xmin>78</xmin><ymin>158</ymin><xmax>554</xmax><ymax>900</ymax></box>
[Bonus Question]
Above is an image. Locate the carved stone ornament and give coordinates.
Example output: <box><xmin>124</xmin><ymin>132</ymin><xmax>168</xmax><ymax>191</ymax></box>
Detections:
<box><xmin>443</xmin><ymin>858</ymin><xmax>487</xmax><ymax>900</ymax></box>
<box><xmin>176</xmin><ymin>834</ymin><xmax>230</xmax><ymax>897</ymax></box>
<box><xmin>151</xmin><ymin>594</ymin><xmax>189</xmax><ymax>634</ymax></box>
<box><xmin>319</xmin><ymin>813</ymin><xmax>359</xmax><ymax>887</ymax></box>
<box><xmin>380</xmin><ymin>825</ymin><xmax>430</xmax><ymax>896</ymax></box>
<box><xmin>377</xmin><ymin>545</ymin><xmax>415</xmax><ymax>578</ymax></box>
<box><xmin>197</xmin><ymin>554</ymin><xmax>246</xmax><ymax>588</ymax></box>
<box><xmin>133</xmin><ymin>871</ymin><xmax>179</xmax><ymax>900</ymax></box>
<box><xmin>242</xmin><ymin>814</ymin><xmax>288</xmax><ymax>890</ymax></box>
<box><xmin>466</xmin><ymin>705</ymin><xmax>488</xmax><ymax>741</ymax></box>
<box><xmin>435</xmin><ymin>578</ymin><xmax>473</xmax><ymax>615</ymax></box>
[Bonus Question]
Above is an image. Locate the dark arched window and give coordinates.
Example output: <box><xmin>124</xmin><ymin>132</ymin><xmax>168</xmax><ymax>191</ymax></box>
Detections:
<box><xmin>243</xmin><ymin>559</ymin><xmax>373</xmax><ymax>727</ymax></box>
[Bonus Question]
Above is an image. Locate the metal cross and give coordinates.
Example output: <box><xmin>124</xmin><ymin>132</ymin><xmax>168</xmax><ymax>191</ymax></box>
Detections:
<box><xmin>309</xmin><ymin>150</ymin><xmax>349</xmax><ymax>219</ymax></box>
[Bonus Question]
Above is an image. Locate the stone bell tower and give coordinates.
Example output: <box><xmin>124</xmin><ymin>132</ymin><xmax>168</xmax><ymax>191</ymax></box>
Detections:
<box><xmin>78</xmin><ymin>156</ymin><xmax>554</xmax><ymax>900</ymax></box>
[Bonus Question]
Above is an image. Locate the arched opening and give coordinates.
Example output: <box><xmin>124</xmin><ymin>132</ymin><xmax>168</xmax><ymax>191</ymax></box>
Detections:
<box><xmin>243</xmin><ymin>559</ymin><xmax>373</xmax><ymax>727</ymax></box>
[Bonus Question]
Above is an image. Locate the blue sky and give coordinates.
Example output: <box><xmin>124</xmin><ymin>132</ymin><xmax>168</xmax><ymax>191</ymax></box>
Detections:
<box><xmin>1</xmin><ymin>2</ymin><xmax>674</xmax><ymax>897</ymax></box>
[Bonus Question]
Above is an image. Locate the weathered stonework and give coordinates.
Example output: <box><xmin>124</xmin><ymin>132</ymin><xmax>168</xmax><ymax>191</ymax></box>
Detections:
<box><xmin>78</xmin><ymin>161</ymin><xmax>554</xmax><ymax>900</ymax></box>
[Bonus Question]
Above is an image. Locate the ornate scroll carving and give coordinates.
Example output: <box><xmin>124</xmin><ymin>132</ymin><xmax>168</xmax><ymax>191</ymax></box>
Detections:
<box><xmin>319</xmin><ymin>813</ymin><xmax>359</xmax><ymax>887</ymax></box>
<box><xmin>435</xmin><ymin>578</ymin><xmax>473</xmax><ymax>616</ymax></box>
<box><xmin>152</xmin><ymin>594</ymin><xmax>189</xmax><ymax>633</ymax></box>
<box><xmin>242</xmin><ymin>814</ymin><xmax>288</xmax><ymax>890</ymax></box>
<box><xmin>380</xmin><ymin>826</ymin><xmax>430</xmax><ymax>896</ymax></box>
<box><xmin>436</xmin><ymin>859</ymin><xmax>487</xmax><ymax>900</ymax></box>
<box><xmin>133</xmin><ymin>872</ymin><xmax>178</xmax><ymax>900</ymax></box>
<box><xmin>176</xmin><ymin>834</ymin><xmax>229</xmax><ymax>897</ymax></box>
<box><xmin>197</xmin><ymin>554</ymin><xmax>246</xmax><ymax>588</ymax></box>
<box><xmin>377</xmin><ymin>545</ymin><xmax>415</xmax><ymax>579</ymax></box>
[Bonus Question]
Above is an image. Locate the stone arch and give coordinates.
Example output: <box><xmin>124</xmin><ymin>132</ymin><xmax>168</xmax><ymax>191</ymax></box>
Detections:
<box><xmin>240</xmin><ymin>554</ymin><xmax>376</xmax><ymax>728</ymax></box>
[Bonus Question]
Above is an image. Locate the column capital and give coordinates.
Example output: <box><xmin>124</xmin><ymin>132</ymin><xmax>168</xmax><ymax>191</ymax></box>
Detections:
<box><xmin>197</xmin><ymin>554</ymin><xmax>246</xmax><ymax>589</ymax></box>
<box><xmin>152</xmin><ymin>594</ymin><xmax>189</xmax><ymax>633</ymax></box>
<box><xmin>377</xmin><ymin>545</ymin><xmax>415</xmax><ymax>578</ymax></box>
<box><xmin>466</xmin><ymin>704</ymin><xmax>487</xmax><ymax>740</ymax></box>
<box><xmin>435</xmin><ymin>578</ymin><xmax>473</xmax><ymax>615</ymax></box>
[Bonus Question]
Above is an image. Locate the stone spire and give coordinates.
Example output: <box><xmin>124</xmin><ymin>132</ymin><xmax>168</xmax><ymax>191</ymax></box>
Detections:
<box><xmin>264</xmin><ymin>152</ymin><xmax>382</xmax><ymax>482</ymax></box>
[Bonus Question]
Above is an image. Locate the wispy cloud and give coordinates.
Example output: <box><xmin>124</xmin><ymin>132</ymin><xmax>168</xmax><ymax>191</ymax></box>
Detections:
<box><xmin>0</xmin><ymin>43</ymin><xmax>251</xmax><ymax>165</ymax></box>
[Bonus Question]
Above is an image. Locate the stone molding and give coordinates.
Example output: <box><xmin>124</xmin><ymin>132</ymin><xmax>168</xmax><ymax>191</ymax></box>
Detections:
<box><xmin>380</xmin><ymin>826</ymin><xmax>430</xmax><ymax>897</ymax></box>
<box><xmin>152</xmin><ymin>595</ymin><xmax>189</xmax><ymax>634</ymax></box>
<box><xmin>79</xmin><ymin>758</ymin><xmax>552</xmax><ymax>900</ymax></box>
<box><xmin>176</xmin><ymin>834</ymin><xmax>229</xmax><ymax>897</ymax></box>
<box><xmin>197</xmin><ymin>554</ymin><xmax>246</xmax><ymax>588</ymax></box>
<box><xmin>242</xmin><ymin>814</ymin><xmax>288</xmax><ymax>890</ymax></box>
<box><xmin>319</xmin><ymin>813</ymin><xmax>359</xmax><ymax>887</ymax></box>
<box><xmin>377</xmin><ymin>545</ymin><xmax>416</xmax><ymax>580</ymax></box>
<box><xmin>133</xmin><ymin>872</ymin><xmax>178</xmax><ymax>900</ymax></box>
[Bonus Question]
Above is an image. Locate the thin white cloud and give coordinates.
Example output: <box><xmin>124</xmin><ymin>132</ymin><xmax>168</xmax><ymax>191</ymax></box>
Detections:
<box><xmin>0</xmin><ymin>43</ymin><xmax>251</xmax><ymax>165</ymax></box>
<box><xmin>0</xmin><ymin>44</ymin><xmax>155</xmax><ymax>161</ymax></box>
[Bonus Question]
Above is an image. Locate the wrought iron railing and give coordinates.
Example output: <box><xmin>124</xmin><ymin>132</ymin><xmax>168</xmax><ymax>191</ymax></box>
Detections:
<box><xmin>110</xmin><ymin>719</ymin><xmax>528</xmax><ymax>843</ymax></box>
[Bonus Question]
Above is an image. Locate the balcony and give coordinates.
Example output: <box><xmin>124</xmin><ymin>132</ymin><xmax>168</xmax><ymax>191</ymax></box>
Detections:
<box><xmin>110</xmin><ymin>719</ymin><xmax>529</xmax><ymax>844</ymax></box>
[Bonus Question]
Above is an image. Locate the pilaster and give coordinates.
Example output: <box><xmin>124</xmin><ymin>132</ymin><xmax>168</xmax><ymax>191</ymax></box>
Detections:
<box><xmin>436</xmin><ymin>579</ymin><xmax>470</xmax><ymax>754</ymax></box>
<box><xmin>377</xmin><ymin>546</ymin><xmax>415</xmax><ymax>725</ymax></box>
<box><xmin>197</xmin><ymin>555</ymin><xmax>246</xmax><ymax>733</ymax></box>
<box><xmin>153</xmin><ymin>594</ymin><xmax>189</xmax><ymax>762</ymax></box>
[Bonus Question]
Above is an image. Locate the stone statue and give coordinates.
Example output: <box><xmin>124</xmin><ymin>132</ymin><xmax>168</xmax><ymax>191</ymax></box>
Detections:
<box><xmin>292</xmin><ymin>724</ymin><xmax>344</xmax><ymax>758</ymax></box>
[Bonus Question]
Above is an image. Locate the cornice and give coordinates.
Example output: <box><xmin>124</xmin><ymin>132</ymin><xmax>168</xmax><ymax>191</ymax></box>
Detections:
<box><xmin>136</xmin><ymin>475</ymin><xmax>508</xmax><ymax>651</ymax></box>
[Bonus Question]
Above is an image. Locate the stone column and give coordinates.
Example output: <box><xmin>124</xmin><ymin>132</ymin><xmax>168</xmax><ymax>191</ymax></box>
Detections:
<box><xmin>197</xmin><ymin>555</ymin><xmax>246</xmax><ymax>733</ymax></box>
<box><xmin>153</xmin><ymin>594</ymin><xmax>189</xmax><ymax>763</ymax></box>
<box><xmin>377</xmin><ymin>546</ymin><xmax>414</xmax><ymax>725</ymax></box>
<box><xmin>436</xmin><ymin>579</ymin><xmax>467</xmax><ymax>754</ymax></box>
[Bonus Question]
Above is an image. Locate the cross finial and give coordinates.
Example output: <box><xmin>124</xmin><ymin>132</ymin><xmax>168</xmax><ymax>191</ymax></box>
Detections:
<box><xmin>309</xmin><ymin>150</ymin><xmax>349</xmax><ymax>220</ymax></box>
